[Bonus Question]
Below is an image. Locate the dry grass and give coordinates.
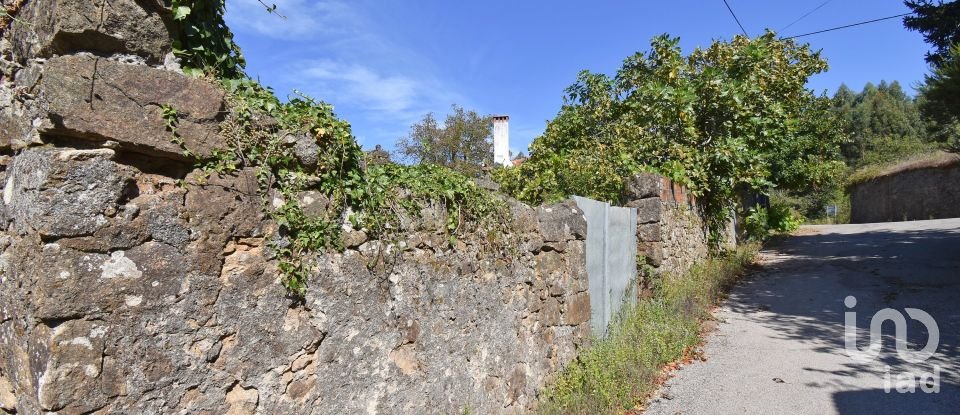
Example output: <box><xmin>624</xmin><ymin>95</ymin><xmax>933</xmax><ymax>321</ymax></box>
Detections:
<box><xmin>848</xmin><ymin>151</ymin><xmax>960</xmax><ymax>186</ymax></box>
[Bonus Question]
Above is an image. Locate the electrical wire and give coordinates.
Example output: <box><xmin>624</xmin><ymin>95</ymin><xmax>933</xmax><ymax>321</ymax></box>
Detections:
<box><xmin>722</xmin><ymin>0</ymin><xmax>750</xmax><ymax>37</ymax></box>
<box><xmin>780</xmin><ymin>0</ymin><xmax>834</xmax><ymax>32</ymax></box>
<box><xmin>782</xmin><ymin>12</ymin><xmax>914</xmax><ymax>39</ymax></box>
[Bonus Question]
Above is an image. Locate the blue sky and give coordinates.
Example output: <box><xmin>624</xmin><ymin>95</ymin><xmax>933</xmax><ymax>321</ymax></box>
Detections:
<box><xmin>225</xmin><ymin>0</ymin><xmax>930</xmax><ymax>154</ymax></box>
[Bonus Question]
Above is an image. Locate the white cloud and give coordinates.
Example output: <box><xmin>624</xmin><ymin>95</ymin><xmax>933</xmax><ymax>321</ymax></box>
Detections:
<box><xmin>226</xmin><ymin>0</ymin><xmax>470</xmax><ymax>146</ymax></box>
<box><xmin>227</xmin><ymin>0</ymin><xmax>360</xmax><ymax>40</ymax></box>
<box><xmin>289</xmin><ymin>59</ymin><xmax>463</xmax><ymax>125</ymax></box>
<box><xmin>298</xmin><ymin>61</ymin><xmax>416</xmax><ymax>115</ymax></box>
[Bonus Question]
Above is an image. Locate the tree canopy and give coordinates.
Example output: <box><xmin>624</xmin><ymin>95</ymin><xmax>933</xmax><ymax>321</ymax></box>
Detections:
<box><xmin>495</xmin><ymin>32</ymin><xmax>846</xmax><ymax>236</ymax></box>
<box><xmin>904</xmin><ymin>0</ymin><xmax>960</xmax><ymax>150</ymax></box>
<box><xmin>396</xmin><ymin>105</ymin><xmax>493</xmax><ymax>177</ymax></box>
<box><xmin>917</xmin><ymin>44</ymin><xmax>960</xmax><ymax>148</ymax></box>
<box><xmin>904</xmin><ymin>0</ymin><xmax>960</xmax><ymax>67</ymax></box>
<box><xmin>831</xmin><ymin>81</ymin><xmax>931</xmax><ymax>166</ymax></box>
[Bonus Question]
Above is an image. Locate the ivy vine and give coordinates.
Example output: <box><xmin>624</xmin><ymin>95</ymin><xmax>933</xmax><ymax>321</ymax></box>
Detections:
<box><xmin>169</xmin><ymin>5</ymin><xmax>509</xmax><ymax>296</ymax></box>
<box><xmin>171</xmin><ymin>0</ymin><xmax>245</xmax><ymax>79</ymax></box>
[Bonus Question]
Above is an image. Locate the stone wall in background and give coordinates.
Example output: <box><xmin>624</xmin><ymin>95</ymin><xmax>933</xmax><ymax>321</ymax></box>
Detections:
<box><xmin>623</xmin><ymin>173</ymin><xmax>714</xmax><ymax>279</ymax></box>
<box><xmin>850</xmin><ymin>155</ymin><xmax>960</xmax><ymax>224</ymax></box>
<box><xmin>0</xmin><ymin>2</ymin><xmax>592</xmax><ymax>414</ymax></box>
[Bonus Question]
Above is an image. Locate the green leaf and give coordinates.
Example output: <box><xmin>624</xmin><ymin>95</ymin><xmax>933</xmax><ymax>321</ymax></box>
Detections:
<box><xmin>182</xmin><ymin>67</ymin><xmax>204</xmax><ymax>78</ymax></box>
<box><xmin>173</xmin><ymin>5</ymin><xmax>191</xmax><ymax>20</ymax></box>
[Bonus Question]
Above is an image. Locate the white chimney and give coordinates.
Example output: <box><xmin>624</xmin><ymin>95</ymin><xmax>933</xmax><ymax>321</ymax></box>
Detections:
<box><xmin>492</xmin><ymin>115</ymin><xmax>510</xmax><ymax>167</ymax></box>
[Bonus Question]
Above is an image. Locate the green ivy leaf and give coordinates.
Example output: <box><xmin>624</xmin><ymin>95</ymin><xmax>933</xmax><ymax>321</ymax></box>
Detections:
<box><xmin>173</xmin><ymin>5</ymin><xmax>191</xmax><ymax>20</ymax></box>
<box><xmin>182</xmin><ymin>67</ymin><xmax>204</xmax><ymax>78</ymax></box>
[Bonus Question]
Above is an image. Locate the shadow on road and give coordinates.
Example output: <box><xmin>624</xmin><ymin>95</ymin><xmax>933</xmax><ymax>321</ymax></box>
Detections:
<box><xmin>832</xmin><ymin>385</ymin><xmax>960</xmax><ymax>415</ymax></box>
<box><xmin>724</xmin><ymin>223</ymin><xmax>960</xmax><ymax>413</ymax></box>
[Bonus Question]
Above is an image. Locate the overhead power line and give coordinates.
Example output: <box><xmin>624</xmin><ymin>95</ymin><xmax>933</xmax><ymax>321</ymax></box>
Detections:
<box><xmin>783</xmin><ymin>12</ymin><xmax>915</xmax><ymax>39</ymax></box>
<box><xmin>722</xmin><ymin>0</ymin><xmax>750</xmax><ymax>37</ymax></box>
<box><xmin>780</xmin><ymin>0</ymin><xmax>834</xmax><ymax>32</ymax></box>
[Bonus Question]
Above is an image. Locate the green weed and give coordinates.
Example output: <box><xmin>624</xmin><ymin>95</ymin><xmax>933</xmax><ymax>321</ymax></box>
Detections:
<box><xmin>537</xmin><ymin>244</ymin><xmax>759</xmax><ymax>414</ymax></box>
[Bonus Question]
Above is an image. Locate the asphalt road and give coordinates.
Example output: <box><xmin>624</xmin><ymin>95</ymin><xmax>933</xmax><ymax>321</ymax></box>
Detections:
<box><xmin>645</xmin><ymin>218</ymin><xmax>960</xmax><ymax>415</ymax></box>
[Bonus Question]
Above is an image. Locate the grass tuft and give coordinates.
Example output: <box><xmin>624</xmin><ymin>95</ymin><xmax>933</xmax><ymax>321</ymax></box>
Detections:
<box><xmin>847</xmin><ymin>151</ymin><xmax>960</xmax><ymax>186</ymax></box>
<box><xmin>537</xmin><ymin>243</ymin><xmax>760</xmax><ymax>414</ymax></box>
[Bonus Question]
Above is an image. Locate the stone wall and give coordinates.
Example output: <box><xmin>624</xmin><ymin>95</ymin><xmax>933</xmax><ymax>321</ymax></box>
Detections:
<box><xmin>623</xmin><ymin>173</ymin><xmax>713</xmax><ymax>278</ymax></box>
<box><xmin>850</xmin><ymin>155</ymin><xmax>960</xmax><ymax>224</ymax></box>
<box><xmin>0</xmin><ymin>2</ymin><xmax>592</xmax><ymax>414</ymax></box>
<box><xmin>0</xmin><ymin>151</ymin><xmax>591</xmax><ymax>414</ymax></box>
